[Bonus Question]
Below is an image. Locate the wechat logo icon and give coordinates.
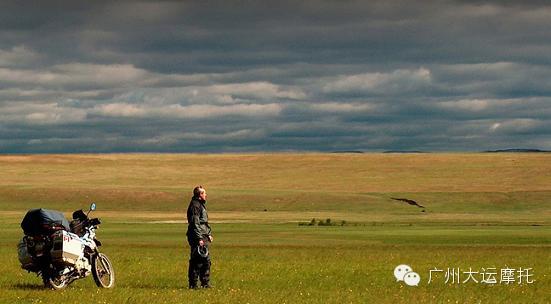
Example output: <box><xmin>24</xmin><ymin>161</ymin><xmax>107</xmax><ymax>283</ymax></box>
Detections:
<box><xmin>394</xmin><ymin>264</ymin><xmax>420</xmax><ymax>287</ymax></box>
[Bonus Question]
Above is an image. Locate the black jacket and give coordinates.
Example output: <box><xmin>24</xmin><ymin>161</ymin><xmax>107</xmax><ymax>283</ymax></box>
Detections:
<box><xmin>186</xmin><ymin>197</ymin><xmax>211</xmax><ymax>244</ymax></box>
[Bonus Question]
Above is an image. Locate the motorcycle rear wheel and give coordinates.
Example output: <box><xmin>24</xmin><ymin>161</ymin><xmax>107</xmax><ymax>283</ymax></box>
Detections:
<box><xmin>43</xmin><ymin>274</ymin><xmax>67</xmax><ymax>290</ymax></box>
<box><xmin>92</xmin><ymin>253</ymin><xmax>115</xmax><ymax>288</ymax></box>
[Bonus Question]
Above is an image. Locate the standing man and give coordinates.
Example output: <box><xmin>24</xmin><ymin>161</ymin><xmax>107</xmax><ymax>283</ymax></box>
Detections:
<box><xmin>186</xmin><ymin>185</ymin><xmax>213</xmax><ymax>289</ymax></box>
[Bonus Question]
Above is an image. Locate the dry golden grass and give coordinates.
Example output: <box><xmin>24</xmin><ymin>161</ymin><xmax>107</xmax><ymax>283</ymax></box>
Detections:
<box><xmin>1</xmin><ymin>153</ymin><xmax>550</xmax><ymax>192</ymax></box>
<box><xmin>1</xmin><ymin>153</ymin><xmax>550</xmax><ymax>224</ymax></box>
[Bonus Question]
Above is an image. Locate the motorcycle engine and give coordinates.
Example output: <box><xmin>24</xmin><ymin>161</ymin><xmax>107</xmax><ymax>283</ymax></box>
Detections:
<box><xmin>74</xmin><ymin>256</ymin><xmax>91</xmax><ymax>274</ymax></box>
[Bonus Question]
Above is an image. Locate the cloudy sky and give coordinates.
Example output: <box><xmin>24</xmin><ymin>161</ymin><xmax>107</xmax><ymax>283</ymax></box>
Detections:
<box><xmin>1</xmin><ymin>0</ymin><xmax>550</xmax><ymax>152</ymax></box>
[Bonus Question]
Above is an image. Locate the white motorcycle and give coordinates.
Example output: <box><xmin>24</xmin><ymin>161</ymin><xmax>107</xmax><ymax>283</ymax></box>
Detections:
<box><xmin>18</xmin><ymin>203</ymin><xmax>115</xmax><ymax>290</ymax></box>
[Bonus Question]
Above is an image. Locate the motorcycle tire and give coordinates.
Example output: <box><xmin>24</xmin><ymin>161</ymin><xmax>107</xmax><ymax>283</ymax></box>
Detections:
<box><xmin>92</xmin><ymin>253</ymin><xmax>115</xmax><ymax>288</ymax></box>
<box><xmin>43</xmin><ymin>273</ymin><xmax>67</xmax><ymax>290</ymax></box>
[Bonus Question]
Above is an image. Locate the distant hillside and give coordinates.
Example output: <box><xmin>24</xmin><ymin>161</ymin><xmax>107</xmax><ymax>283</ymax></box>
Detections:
<box><xmin>330</xmin><ymin>150</ymin><xmax>364</xmax><ymax>154</ymax></box>
<box><xmin>383</xmin><ymin>150</ymin><xmax>426</xmax><ymax>153</ymax></box>
<box><xmin>484</xmin><ymin>148</ymin><xmax>550</xmax><ymax>153</ymax></box>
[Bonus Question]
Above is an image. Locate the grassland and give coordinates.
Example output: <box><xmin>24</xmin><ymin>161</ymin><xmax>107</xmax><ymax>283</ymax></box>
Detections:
<box><xmin>0</xmin><ymin>153</ymin><xmax>550</xmax><ymax>303</ymax></box>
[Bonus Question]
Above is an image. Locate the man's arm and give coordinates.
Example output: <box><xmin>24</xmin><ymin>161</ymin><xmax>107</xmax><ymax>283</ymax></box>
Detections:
<box><xmin>190</xmin><ymin>203</ymin><xmax>203</xmax><ymax>241</ymax></box>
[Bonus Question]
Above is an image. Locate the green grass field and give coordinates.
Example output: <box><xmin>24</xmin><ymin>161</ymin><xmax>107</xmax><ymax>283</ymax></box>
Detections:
<box><xmin>0</xmin><ymin>153</ymin><xmax>549</xmax><ymax>303</ymax></box>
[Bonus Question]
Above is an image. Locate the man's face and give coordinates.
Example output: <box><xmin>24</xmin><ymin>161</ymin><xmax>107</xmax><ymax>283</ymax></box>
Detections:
<box><xmin>199</xmin><ymin>191</ymin><xmax>207</xmax><ymax>201</ymax></box>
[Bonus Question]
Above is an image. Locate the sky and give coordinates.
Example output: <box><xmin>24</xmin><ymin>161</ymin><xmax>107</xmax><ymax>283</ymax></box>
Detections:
<box><xmin>1</xmin><ymin>0</ymin><xmax>551</xmax><ymax>153</ymax></box>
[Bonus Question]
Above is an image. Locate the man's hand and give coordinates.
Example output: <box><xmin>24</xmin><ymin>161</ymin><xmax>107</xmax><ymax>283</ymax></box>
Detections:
<box><xmin>208</xmin><ymin>235</ymin><xmax>213</xmax><ymax>242</ymax></box>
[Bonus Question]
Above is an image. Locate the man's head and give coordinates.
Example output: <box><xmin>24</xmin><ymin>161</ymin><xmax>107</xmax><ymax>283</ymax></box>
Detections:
<box><xmin>193</xmin><ymin>185</ymin><xmax>207</xmax><ymax>201</ymax></box>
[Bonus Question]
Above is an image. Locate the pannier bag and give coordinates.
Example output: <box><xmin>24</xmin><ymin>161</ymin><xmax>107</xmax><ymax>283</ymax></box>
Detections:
<box><xmin>17</xmin><ymin>238</ymin><xmax>34</xmax><ymax>270</ymax></box>
<box><xmin>50</xmin><ymin>230</ymin><xmax>84</xmax><ymax>266</ymax></box>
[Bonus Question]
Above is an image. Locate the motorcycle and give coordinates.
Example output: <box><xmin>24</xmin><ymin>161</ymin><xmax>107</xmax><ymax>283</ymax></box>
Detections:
<box><xmin>18</xmin><ymin>203</ymin><xmax>115</xmax><ymax>290</ymax></box>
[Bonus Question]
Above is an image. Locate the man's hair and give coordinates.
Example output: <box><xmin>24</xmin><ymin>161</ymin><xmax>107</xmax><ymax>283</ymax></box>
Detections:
<box><xmin>193</xmin><ymin>186</ymin><xmax>205</xmax><ymax>197</ymax></box>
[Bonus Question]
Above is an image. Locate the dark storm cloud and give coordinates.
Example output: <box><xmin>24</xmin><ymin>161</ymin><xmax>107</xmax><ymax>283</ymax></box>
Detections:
<box><xmin>1</xmin><ymin>0</ymin><xmax>551</xmax><ymax>153</ymax></box>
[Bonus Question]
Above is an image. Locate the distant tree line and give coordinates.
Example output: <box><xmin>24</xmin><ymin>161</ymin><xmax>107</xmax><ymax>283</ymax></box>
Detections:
<box><xmin>298</xmin><ymin>218</ymin><xmax>347</xmax><ymax>226</ymax></box>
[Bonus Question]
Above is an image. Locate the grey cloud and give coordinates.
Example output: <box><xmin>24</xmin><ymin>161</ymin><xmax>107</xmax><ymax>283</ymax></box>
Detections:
<box><xmin>0</xmin><ymin>46</ymin><xmax>42</xmax><ymax>68</ymax></box>
<box><xmin>2</xmin><ymin>1</ymin><xmax>551</xmax><ymax>152</ymax></box>
<box><xmin>0</xmin><ymin>102</ymin><xmax>87</xmax><ymax>125</ymax></box>
<box><xmin>322</xmin><ymin>68</ymin><xmax>432</xmax><ymax>97</ymax></box>
<box><xmin>432</xmin><ymin>63</ymin><xmax>551</xmax><ymax>97</ymax></box>
<box><xmin>489</xmin><ymin>118</ymin><xmax>550</xmax><ymax>135</ymax></box>
<box><xmin>93</xmin><ymin>102</ymin><xmax>284</xmax><ymax>119</ymax></box>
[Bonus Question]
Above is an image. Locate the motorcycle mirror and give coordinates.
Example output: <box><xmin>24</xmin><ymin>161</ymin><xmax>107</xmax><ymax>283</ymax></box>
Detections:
<box><xmin>90</xmin><ymin>202</ymin><xmax>96</xmax><ymax>211</ymax></box>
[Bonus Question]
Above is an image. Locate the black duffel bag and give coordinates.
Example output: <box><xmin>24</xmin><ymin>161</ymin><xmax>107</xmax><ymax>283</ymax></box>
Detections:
<box><xmin>21</xmin><ymin>208</ymin><xmax>71</xmax><ymax>236</ymax></box>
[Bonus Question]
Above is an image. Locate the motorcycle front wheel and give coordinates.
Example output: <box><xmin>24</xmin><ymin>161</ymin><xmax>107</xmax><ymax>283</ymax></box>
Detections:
<box><xmin>92</xmin><ymin>253</ymin><xmax>115</xmax><ymax>288</ymax></box>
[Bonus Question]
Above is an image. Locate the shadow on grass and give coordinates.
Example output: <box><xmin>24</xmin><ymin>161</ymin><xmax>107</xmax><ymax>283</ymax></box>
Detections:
<box><xmin>11</xmin><ymin>283</ymin><xmax>45</xmax><ymax>290</ymax></box>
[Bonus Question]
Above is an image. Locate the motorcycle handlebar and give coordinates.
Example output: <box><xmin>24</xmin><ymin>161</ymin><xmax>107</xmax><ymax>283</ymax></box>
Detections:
<box><xmin>89</xmin><ymin>218</ymin><xmax>101</xmax><ymax>226</ymax></box>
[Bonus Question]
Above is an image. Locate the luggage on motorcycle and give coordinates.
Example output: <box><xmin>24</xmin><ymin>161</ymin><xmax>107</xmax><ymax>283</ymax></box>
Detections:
<box><xmin>17</xmin><ymin>237</ymin><xmax>35</xmax><ymax>270</ymax></box>
<box><xmin>21</xmin><ymin>208</ymin><xmax>71</xmax><ymax>236</ymax></box>
<box><xmin>50</xmin><ymin>230</ymin><xmax>83</xmax><ymax>266</ymax></box>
